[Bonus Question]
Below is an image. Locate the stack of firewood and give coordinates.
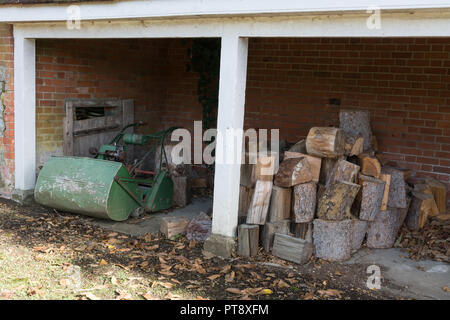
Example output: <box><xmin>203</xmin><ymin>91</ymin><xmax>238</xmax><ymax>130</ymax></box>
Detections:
<box><xmin>238</xmin><ymin>109</ymin><xmax>447</xmax><ymax>263</ymax></box>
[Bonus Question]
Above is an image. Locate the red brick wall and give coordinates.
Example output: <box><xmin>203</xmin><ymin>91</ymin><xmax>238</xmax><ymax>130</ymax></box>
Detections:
<box><xmin>0</xmin><ymin>23</ymin><xmax>14</xmax><ymax>194</ymax></box>
<box><xmin>35</xmin><ymin>38</ymin><xmax>202</xmax><ymax>166</ymax></box>
<box><xmin>245</xmin><ymin>38</ymin><xmax>450</xmax><ymax>203</ymax></box>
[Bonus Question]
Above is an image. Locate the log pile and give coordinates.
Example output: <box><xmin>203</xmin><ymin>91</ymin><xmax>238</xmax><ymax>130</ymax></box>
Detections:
<box><xmin>237</xmin><ymin>109</ymin><xmax>447</xmax><ymax>263</ymax></box>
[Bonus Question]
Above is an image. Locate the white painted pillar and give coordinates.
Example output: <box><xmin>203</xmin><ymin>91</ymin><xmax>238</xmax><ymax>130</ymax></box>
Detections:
<box><xmin>14</xmin><ymin>34</ymin><xmax>36</xmax><ymax>192</ymax></box>
<box><xmin>211</xmin><ymin>35</ymin><xmax>248</xmax><ymax>238</ymax></box>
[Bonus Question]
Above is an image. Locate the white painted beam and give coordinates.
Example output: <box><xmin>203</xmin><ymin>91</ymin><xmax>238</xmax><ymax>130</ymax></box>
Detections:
<box><xmin>211</xmin><ymin>35</ymin><xmax>248</xmax><ymax>238</ymax></box>
<box><xmin>13</xmin><ymin>11</ymin><xmax>450</xmax><ymax>40</ymax></box>
<box><xmin>14</xmin><ymin>33</ymin><xmax>36</xmax><ymax>192</ymax></box>
<box><xmin>1</xmin><ymin>0</ymin><xmax>450</xmax><ymax>23</ymax></box>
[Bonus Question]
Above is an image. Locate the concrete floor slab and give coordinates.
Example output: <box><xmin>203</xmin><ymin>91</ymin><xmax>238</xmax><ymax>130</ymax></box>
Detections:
<box><xmin>346</xmin><ymin>248</ymin><xmax>450</xmax><ymax>300</ymax></box>
<box><xmin>92</xmin><ymin>197</ymin><xmax>212</xmax><ymax>237</ymax></box>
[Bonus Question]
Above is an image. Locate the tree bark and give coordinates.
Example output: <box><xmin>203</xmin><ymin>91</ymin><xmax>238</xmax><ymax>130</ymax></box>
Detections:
<box><xmin>358</xmin><ymin>174</ymin><xmax>386</xmax><ymax>221</ymax></box>
<box><xmin>313</xmin><ymin>219</ymin><xmax>353</xmax><ymax>261</ymax></box>
<box><xmin>366</xmin><ymin>208</ymin><xmax>398</xmax><ymax>248</ymax></box>
<box><xmin>292</xmin><ymin>182</ymin><xmax>317</xmax><ymax>223</ymax></box>
<box><xmin>339</xmin><ymin>109</ymin><xmax>372</xmax><ymax>151</ymax></box>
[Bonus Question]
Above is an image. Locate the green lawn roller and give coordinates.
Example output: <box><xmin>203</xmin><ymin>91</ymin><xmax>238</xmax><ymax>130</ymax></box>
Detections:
<box><xmin>34</xmin><ymin>123</ymin><xmax>179</xmax><ymax>221</ymax></box>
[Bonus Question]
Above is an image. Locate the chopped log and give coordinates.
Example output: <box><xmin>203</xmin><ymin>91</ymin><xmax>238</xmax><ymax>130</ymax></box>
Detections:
<box><xmin>268</xmin><ymin>186</ymin><xmax>292</xmax><ymax>222</ymax></box>
<box><xmin>313</xmin><ymin>219</ymin><xmax>353</xmax><ymax>261</ymax></box>
<box><xmin>261</xmin><ymin>220</ymin><xmax>290</xmax><ymax>252</ymax></box>
<box><xmin>366</xmin><ymin>208</ymin><xmax>399</xmax><ymax>248</ymax></box>
<box><xmin>305</xmin><ymin>127</ymin><xmax>346</xmax><ymax>158</ymax></box>
<box><xmin>360</xmin><ymin>154</ymin><xmax>381</xmax><ymax>178</ymax></box>
<box><xmin>284</xmin><ymin>151</ymin><xmax>321</xmax><ymax>182</ymax></box>
<box><xmin>394</xmin><ymin>196</ymin><xmax>411</xmax><ymax>234</ymax></box>
<box><xmin>405</xmin><ymin>191</ymin><xmax>437</xmax><ymax>231</ymax></box>
<box><xmin>238</xmin><ymin>224</ymin><xmax>259</xmax><ymax>257</ymax></box>
<box><xmin>291</xmin><ymin>222</ymin><xmax>313</xmax><ymax>242</ymax></box>
<box><xmin>325</xmin><ymin>159</ymin><xmax>360</xmax><ymax>187</ymax></box>
<box><xmin>414</xmin><ymin>183</ymin><xmax>439</xmax><ymax>217</ymax></box>
<box><xmin>358</xmin><ymin>174</ymin><xmax>386</xmax><ymax>221</ymax></box>
<box><xmin>238</xmin><ymin>185</ymin><xmax>254</xmax><ymax>218</ymax></box>
<box><xmin>272</xmin><ymin>233</ymin><xmax>314</xmax><ymax>264</ymax></box>
<box><xmin>274</xmin><ymin>157</ymin><xmax>312</xmax><ymax>187</ymax></box>
<box><xmin>172</xmin><ymin>176</ymin><xmax>191</xmax><ymax>207</ymax></box>
<box><xmin>424</xmin><ymin>177</ymin><xmax>447</xmax><ymax>214</ymax></box>
<box><xmin>240</xmin><ymin>162</ymin><xmax>256</xmax><ymax>188</ymax></box>
<box><xmin>319</xmin><ymin>157</ymin><xmax>339</xmax><ymax>185</ymax></box>
<box><xmin>246</xmin><ymin>180</ymin><xmax>273</xmax><ymax>225</ymax></box>
<box><xmin>255</xmin><ymin>152</ymin><xmax>278</xmax><ymax>181</ymax></box>
<box><xmin>379</xmin><ymin>173</ymin><xmax>391</xmax><ymax>211</ymax></box>
<box><xmin>351</xmin><ymin>219</ymin><xmax>368</xmax><ymax>251</ymax></box>
<box><xmin>381</xmin><ymin>167</ymin><xmax>409</xmax><ymax>208</ymax></box>
<box><xmin>317</xmin><ymin>180</ymin><xmax>360</xmax><ymax>221</ymax></box>
<box><xmin>292</xmin><ymin>182</ymin><xmax>317</xmax><ymax>223</ymax></box>
<box><xmin>339</xmin><ymin>109</ymin><xmax>372</xmax><ymax>151</ymax></box>
<box><xmin>160</xmin><ymin>216</ymin><xmax>190</xmax><ymax>238</ymax></box>
<box><xmin>288</xmin><ymin>139</ymin><xmax>307</xmax><ymax>153</ymax></box>
<box><xmin>344</xmin><ymin>135</ymin><xmax>364</xmax><ymax>157</ymax></box>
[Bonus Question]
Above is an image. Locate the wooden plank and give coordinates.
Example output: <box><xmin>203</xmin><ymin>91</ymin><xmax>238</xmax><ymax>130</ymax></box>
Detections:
<box><xmin>73</xmin><ymin>115</ymin><xmax>120</xmax><ymax>134</ymax></box>
<box><xmin>68</xmin><ymin>98</ymin><xmax>122</xmax><ymax>108</ymax></box>
<box><xmin>272</xmin><ymin>233</ymin><xmax>314</xmax><ymax>264</ymax></box>
<box><xmin>62</xmin><ymin>100</ymin><xmax>74</xmax><ymax>156</ymax></box>
<box><xmin>268</xmin><ymin>185</ymin><xmax>291</xmax><ymax>222</ymax></box>
<box><xmin>246</xmin><ymin>180</ymin><xmax>273</xmax><ymax>225</ymax></box>
<box><xmin>238</xmin><ymin>224</ymin><xmax>259</xmax><ymax>257</ymax></box>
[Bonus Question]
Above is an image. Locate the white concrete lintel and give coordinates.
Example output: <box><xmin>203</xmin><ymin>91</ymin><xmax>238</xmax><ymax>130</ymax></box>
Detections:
<box><xmin>13</xmin><ymin>10</ymin><xmax>450</xmax><ymax>40</ymax></box>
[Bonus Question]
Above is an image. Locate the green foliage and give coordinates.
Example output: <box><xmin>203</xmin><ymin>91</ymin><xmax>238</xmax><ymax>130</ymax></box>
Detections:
<box><xmin>187</xmin><ymin>39</ymin><xmax>220</xmax><ymax>130</ymax></box>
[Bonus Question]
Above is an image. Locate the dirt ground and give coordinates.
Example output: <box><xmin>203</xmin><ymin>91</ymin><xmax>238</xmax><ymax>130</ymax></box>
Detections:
<box><xmin>0</xmin><ymin>198</ymin><xmax>405</xmax><ymax>300</ymax></box>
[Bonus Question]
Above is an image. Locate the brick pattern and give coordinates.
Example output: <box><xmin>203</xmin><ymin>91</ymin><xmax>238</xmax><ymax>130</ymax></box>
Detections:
<box><xmin>35</xmin><ymin>38</ymin><xmax>201</xmax><ymax>166</ymax></box>
<box><xmin>245</xmin><ymin>38</ymin><xmax>450</xmax><ymax>205</ymax></box>
<box><xmin>0</xmin><ymin>23</ymin><xmax>14</xmax><ymax>194</ymax></box>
